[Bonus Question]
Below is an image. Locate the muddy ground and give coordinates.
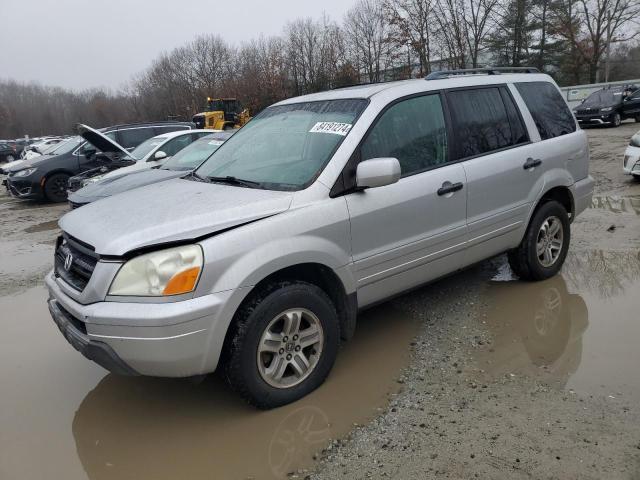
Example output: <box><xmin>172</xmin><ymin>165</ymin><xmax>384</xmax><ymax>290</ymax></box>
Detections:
<box><xmin>0</xmin><ymin>122</ymin><xmax>639</xmax><ymax>480</ymax></box>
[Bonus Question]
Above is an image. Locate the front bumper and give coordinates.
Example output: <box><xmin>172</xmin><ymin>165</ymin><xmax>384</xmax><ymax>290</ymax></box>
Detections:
<box><xmin>575</xmin><ymin>112</ymin><xmax>616</xmax><ymax>125</ymax></box>
<box><xmin>5</xmin><ymin>176</ymin><xmax>42</xmax><ymax>199</ymax></box>
<box><xmin>45</xmin><ymin>271</ymin><xmax>234</xmax><ymax>377</ymax></box>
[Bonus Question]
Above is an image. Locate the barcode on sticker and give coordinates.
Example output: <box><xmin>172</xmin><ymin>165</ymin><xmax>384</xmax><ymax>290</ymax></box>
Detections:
<box><xmin>309</xmin><ymin>122</ymin><xmax>352</xmax><ymax>136</ymax></box>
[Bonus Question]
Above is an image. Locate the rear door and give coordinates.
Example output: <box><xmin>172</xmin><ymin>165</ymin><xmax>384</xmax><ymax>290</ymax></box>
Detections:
<box><xmin>445</xmin><ymin>85</ymin><xmax>538</xmax><ymax>265</ymax></box>
<box><xmin>345</xmin><ymin>93</ymin><xmax>468</xmax><ymax>307</ymax></box>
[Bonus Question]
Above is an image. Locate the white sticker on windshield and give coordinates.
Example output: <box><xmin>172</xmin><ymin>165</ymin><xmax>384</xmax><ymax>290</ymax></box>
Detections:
<box><xmin>309</xmin><ymin>122</ymin><xmax>353</xmax><ymax>136</ymax></box>
<box><xmin>208</xmin><ymin>140</ymin><xmax>224</xmax><ymax>145</ymax></box>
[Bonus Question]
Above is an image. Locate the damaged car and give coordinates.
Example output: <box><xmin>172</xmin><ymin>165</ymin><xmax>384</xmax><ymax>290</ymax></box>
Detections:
<box><xmin>68</xmin><ymin>131</ymin><xmax>234</xmax><ymax>208</ymax></box>
<box><xmin>46</xmin><ymin>69</ymin><xmax>593</xmax><ymax>408</ymax></box>
<box><xmin>68</xmin><ymin>128</ymin><xmax>213</xmax><ymax>192</ymax></box>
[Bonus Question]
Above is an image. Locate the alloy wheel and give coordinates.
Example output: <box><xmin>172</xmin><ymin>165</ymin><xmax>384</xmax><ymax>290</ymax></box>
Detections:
<box><xmin>536</xmin><ymin>216</ymin><xmax>564</xmax><ymax>268</ymax></box>
<box><xmin>257</xmin><ymin>308</ymin><xmax>324</xmax><ymax>389</ymax></box>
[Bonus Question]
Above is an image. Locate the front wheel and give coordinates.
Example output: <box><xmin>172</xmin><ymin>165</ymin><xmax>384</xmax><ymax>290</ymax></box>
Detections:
<box><xmin>508</xmin><ymin>200</ymin><xmax>570</xmax><ymax>281</ymax></box>
<box><xmin>43</xmin><ymin>173</ymin><xmax>70</xmax><ymax>202</ymax></box>
<box><xmin>223</xmin><ymin>281</ymin><xmax>340</xmax><ymax>409</ymax></box>
<box><xmin>611</xmin><ymin>113</ymin><xmax>622</xmax><ymax>127</ymax></box>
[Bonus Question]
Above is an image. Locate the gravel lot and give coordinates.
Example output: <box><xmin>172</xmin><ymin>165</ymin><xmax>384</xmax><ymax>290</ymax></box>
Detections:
<box><xmin>305</xmin><ymin>122</ymin><xmax>640</xmax><ymax>480</ymax></box>
<box><xmin>0</xmin><ymin>122</ymin><xmax>639</xmax><ymax>480</ymax></box>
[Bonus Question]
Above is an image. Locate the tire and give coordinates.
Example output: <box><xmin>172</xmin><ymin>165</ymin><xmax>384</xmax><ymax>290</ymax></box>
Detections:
<box><xmin>43</xmin><ymin>173</ymin><xmax>70</xmax><ymax>202</ymax></box>
<box><xmin>611</xmin><ymin>113</ymin><xmax>621</xmax><ymax>127</ymax></box>
<box><xmin>223</xmin><ymin>281</ymin><xmax>340</xmax><ymax>409</ymax></box>
<box><xmin>508</xmin><ymin>200</ymin><xmax>570</xmax><ymax>281</ymax></box>
<box><xmin>635</xmin><ymin>115</ymin><xmax>640</xmax><ymax>123</ymax></box>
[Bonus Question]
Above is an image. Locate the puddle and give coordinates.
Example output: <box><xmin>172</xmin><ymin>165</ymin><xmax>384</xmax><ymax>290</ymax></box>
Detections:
<box><xmin>0</xmin><ymin>240</ymin><xmax>53</xmax><ymax>276</ymax></box>
<box><xmin>23</xmin><ymin>219</ymin><xmax>60</xmax><ymax>233</ymax></box>
<box><xmin>590</xmin><ymin>195</ymin><xmax>640</xmax><ymax>215</ymax></box>
<box><xmin>477</xmin><ymin>251</ymin><xmax>640</xmax><ymax>398</ymax></box>
<box><xmin>0</xmin><ymin>287</ymin><xmax>418</xmax><ymax>480</ymax></box>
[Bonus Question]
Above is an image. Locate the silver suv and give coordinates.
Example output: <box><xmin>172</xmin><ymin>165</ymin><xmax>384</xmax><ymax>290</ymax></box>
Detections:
<box><xmin>46</xmin><ymin>69</ymin><xmax>594</xmax><ymax>408</ymax></box>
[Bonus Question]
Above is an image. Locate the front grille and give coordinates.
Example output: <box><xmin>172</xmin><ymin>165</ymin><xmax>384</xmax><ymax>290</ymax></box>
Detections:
<box><xmin>68</xmin><ymin>200</ymin><xmax>86</xmax><ymax>209</ymax></box>
<box><xmin>576</xmin><ymin>108</ymin><xmax>598</xmax><ymax>115</ymax></box>
<box><xmin>54</xmin><ymin>234</ymin><xmax>98</xmax><ymax>291</ymax></box>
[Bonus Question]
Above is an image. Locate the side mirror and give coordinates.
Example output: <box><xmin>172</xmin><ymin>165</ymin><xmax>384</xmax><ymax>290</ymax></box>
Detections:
<box><xmin>356</xmin><ymin>157</ymin><xmax>401</xmax><ymax>189</ymax></box>
<box><xmin>153</xmin><ymin>150</ymin><xmax>167</xmax><ymax>161</ymax></box>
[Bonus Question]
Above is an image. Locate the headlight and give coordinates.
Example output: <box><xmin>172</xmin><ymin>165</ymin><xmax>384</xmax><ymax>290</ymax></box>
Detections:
<box><xmin>13</xmin><ymin>167</ymin><xmax>36</xmax><ymax>177</ymax></box>
<box><xmin>82</xmin><ymin>175</ymin><xmax>104</xmax><ymax>186</ymax></box>
<box><xmin>601</xmin><ymin>107</ymin><xmax>613</xmax><ymax>112</ymax></box>
<box><xmin>109</xmin><ymin>244</ymin><xmax>203</xmax><ymax>296</ymax></box>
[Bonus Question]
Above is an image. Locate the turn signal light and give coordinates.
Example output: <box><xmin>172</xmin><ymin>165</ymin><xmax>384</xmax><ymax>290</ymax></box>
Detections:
<box><xmin>162</xmin><ymin>267</ymin><xmax>201</xmax><ymax>295</ymax></box>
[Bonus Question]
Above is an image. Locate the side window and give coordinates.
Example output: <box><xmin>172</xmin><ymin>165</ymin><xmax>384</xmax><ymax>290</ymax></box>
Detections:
<box><xmin>117</xmin><ymin>128</ymin><xmax>155</xmax><ymax>150</ymax></box>
<box><xmin>361</xmin><ymin>94</ymin><xmax>448</xmax><ymax>176</ymax></box>
<box><xmin>500</xmin><ymin>88</ymin><xmax>529</xmax><ymax>145</ymax></box>
<box><xmin>515</xmin><ymin>82</ymin><xmax>576</xmax><ymax>140</ymax></box>
<box><xmin>446</xmin><ymin>87</ymin><xmax>520</xmax><ymax>158</ymax></box>
<box><xmin>161</xmin><ymin>135</ymin><xmax>193</xmax><ymax>156</ymax></box>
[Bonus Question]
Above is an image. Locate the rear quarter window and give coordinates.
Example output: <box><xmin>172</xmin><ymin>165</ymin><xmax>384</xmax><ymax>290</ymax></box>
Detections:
<box><xmin>515</xmin><ymin>82</ymin><xmax>576</xmax><ymax>140</ymax></box>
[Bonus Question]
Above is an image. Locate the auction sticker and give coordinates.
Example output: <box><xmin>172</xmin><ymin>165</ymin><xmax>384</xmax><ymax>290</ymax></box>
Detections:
<box><xmin>309</xmin><ymin>122</ymin><xmax>353</xmax><ymax>136</ymax></box>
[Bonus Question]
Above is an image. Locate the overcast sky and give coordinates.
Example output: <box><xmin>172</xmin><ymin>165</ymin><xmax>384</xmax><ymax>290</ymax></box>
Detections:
<box><xmin>0</xmin><ymin>0</ymin><xmax>353</xmax><ymax>91</ymax></box>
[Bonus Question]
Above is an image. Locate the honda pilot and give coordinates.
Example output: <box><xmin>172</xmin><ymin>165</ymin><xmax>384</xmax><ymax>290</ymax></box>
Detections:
<box><xmin>46</xmin><ymin>68</ymin><xmax>594</xmax><ymax>408</ymax></box>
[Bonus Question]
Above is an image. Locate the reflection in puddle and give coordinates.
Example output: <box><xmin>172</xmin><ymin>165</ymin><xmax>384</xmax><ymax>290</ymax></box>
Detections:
<box><xmin>71</xmin><ymin>304</ymin><xmax>417</xmax><ymax>480</ymax></box>
<box><xmin>590</xmin><ymin>195</ymin><xmax>640</xmax><ymax>215</ymax></box>
<box><xmin>479</xmin><ymin>251</ymin><xmax>640</xmax><ymax>398</ymax></box>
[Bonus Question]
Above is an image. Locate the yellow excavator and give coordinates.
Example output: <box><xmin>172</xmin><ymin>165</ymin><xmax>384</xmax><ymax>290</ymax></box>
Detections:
<box><xmin>192</xmin><ymin>98</ymin><xmax>251</xmax><ymax>130</ymax></box>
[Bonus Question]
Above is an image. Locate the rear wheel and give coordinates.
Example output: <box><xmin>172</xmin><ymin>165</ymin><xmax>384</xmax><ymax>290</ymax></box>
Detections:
<box><xmin>508</xmin><ymin>200</ymin><xmax>570</xmax><ymax>281</ymax></box>
<box><xmin>223</xmin><ymin>281</ymin><xmax>340</xmax><ymax>409</ymax></box>
<box><xmin>43</xmin><ymin>173</ymin><xmax>70</xmax><ymax>202</ymax></box>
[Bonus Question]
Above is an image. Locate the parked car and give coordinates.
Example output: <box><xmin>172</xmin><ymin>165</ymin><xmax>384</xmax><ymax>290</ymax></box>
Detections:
<box><xmin>67</xmin><ymin>129</ymin><xmax>213</xmax><ymax>191</ymax></box>
<box><xmin>4</xmin><ymin>121</ymin><xmax>194</xmax><ymax>202</ymax></box>
<box><xmin>31</xmin><ymin>137</ymin><xmax>64</xmax><ymax>154</ymax></box>
<box><xmin>46</xmin><ymin>69</ymin><xmax>593</xmax><ymax>409</ymax></box>
<box><xmin>623</xmin><ymin>130</ymin><xmax>640</xmax><ymax>179</ymax></box>
<box><xmin>0</xmin><ymin>141</ymin><xmax>18</xmax><ymax>162</ymax></box>
<box><xmin>573</xmin><ymin>85</ymin><xmax>640</xmax><ymax>127</ymax></box>
<box><xmin>68</xmin><ymin>131</ymin><xmax>234</xmax><ymax>207</ymax></box>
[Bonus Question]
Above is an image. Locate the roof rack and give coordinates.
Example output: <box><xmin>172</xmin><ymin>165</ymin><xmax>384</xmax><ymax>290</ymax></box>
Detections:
<box><xmin>425</xmin><ymin>67</ymin><xmax>540</xmax><ymax>80</ymax></box>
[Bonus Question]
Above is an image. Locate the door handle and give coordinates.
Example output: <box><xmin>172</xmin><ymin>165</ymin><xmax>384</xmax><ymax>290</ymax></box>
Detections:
<box><xmin>523</xmin><ymin>157</ymin><xmax>542</xmax><ymax>170</ymax></box>
<box><xmin>437</xmin><ymin>181</ymin><xmax>464</xmax><ymax>196</ymax></box>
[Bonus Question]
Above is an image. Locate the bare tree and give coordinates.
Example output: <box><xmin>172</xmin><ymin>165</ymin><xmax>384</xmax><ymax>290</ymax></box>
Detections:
<box><xmin>344</xmin><ymin>0</ymin><xmax>395</xmax><ymax>82</ymax></box>
<box><xmin>553</xmin><ymin>0</ymin><xmax>640</xmax><ymax>82</ymax></box>
<box><xmin>385</xmin><ymin>0</ymin><xmax>435</xmax><ymax>76</ymax></box>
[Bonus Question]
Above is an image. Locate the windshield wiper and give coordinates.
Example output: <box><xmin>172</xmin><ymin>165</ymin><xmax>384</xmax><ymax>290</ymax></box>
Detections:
<box><xmin>207</xmin><ymin>175</ymin><xmax>261</xmax><ymax>188</ymax></box>
<box><xmin>186</xmin><ymin>171</ymin><xmax>210</xmax><ymax>182</ymax></box>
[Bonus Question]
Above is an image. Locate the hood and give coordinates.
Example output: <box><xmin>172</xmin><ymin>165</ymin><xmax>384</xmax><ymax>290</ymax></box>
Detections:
<box><xmin>68</xmin><ymin>168</ymin><xmax>184</xmax><ymax>203</ymax></box>
<box><xmin>4</xmin><ymin>153</ymin><xmax>59</xmax><ymax>173</ymax></box>
<box><xmin>59</xmin><ymin>177</ymin><xmax>294</xmax><ymax>255</ymax></box>
<box><xmin>77</xmin><ymin>124</ymin><xmax>130</xmax><ymax>156</ymax></box>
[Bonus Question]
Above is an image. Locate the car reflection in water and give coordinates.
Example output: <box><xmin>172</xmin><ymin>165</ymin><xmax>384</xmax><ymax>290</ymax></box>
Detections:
<box><xmin>71</xmin><ymin>303</ymin><xmax>417</xmax><ymax>480</ymax></box>
<box><xmin>478</xmin><ymin>274</ymin><xmax>588</xmax><ymax>387</ymax></box>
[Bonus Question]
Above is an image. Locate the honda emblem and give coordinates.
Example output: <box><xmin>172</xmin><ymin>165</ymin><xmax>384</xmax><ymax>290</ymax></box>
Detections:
<box><xmin>64</xmin><ymin>253</ymin><xmax>73</xmax><ymax>271</ymax></box>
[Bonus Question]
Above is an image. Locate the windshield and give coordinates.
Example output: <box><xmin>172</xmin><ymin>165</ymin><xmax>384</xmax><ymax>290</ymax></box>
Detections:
<box><xmin>582</xmin><ymin>89</ymin><xmax>623</xmax><ymax>107</ymax></box>
<box><xmin>162</xmin><ymin>133</ymin><xmax>232</xmax><ymax>171</ymax></box>
<box><xmin>196</xmin><ymin>99</ymin><xmax>367</xmax><ymax>190</ymax></box>
<box><xmin>128</xmin><ymin>136</ymin><xmax>167</xmax><ymax>160</ymax></box>
<box><xmin>49</xmin><ymin>136</ymin><xmax>83</xmax><ymax>155</ymax></box>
